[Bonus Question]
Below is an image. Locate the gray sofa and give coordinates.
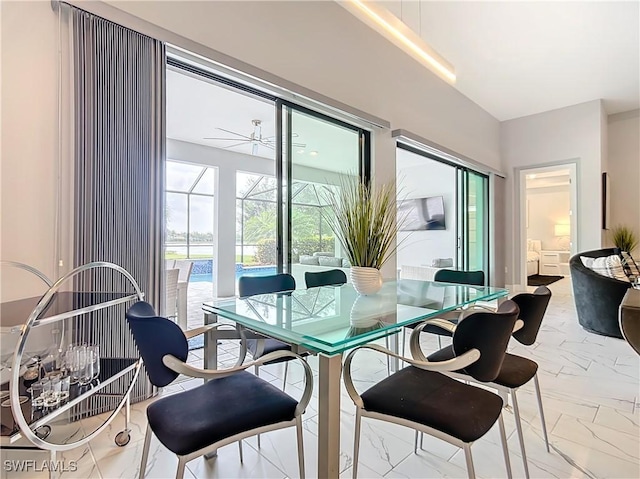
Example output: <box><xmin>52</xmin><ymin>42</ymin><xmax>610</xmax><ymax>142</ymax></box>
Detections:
<box><xmin>570</xmin><ymin>248</ymin><xmax>631</xmax><ymax>338</ymax></box>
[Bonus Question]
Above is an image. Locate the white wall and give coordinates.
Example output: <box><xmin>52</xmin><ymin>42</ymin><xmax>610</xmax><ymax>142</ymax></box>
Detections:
<box><xmin>606</xmin><ymin>110</ymin><xmax>640</xmax><ymax>251</ymax></box>
<box><xmin>0</xmin><ymin>1</ymin><xmax>60</xmax><ymax>300</ymax></box>
<box><xmin>526</xmin><ymin>185</ymin><xmax>571</xmax><ymax>251</ymax></box>
<box><xmin>396</xmin><ymin>150</ymin><xmax>457</xmax><ymax>269</ymax></box>
<box><xmin>501</xmin><ymin>100</ymin><xmax>605</xmax><ymax>285</ymax></box>
<box><xmin>1</xmin><ymin>0</ymin><xmax>501</xmax><ymax>297</ymax></box>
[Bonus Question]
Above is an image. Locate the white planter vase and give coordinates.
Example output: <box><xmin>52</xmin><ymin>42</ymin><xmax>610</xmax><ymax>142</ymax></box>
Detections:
<box><xmin>350</xmin><ymin>266</ymin><xmax>383</xmax><ymax>295</ymax></box>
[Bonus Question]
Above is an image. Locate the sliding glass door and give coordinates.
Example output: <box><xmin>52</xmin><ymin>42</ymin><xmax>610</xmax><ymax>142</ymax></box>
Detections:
<box><xmin>458</xmin><ymin>169</ymin><xmax>489</xmax><ymax>273</ymax></box>
<box><xmin>279</xmin><ymin>103</ymin><xmax>369</xmax><ymax>284</ymax></box>
<box><xmin>396</xmin><ymin>144</ymin><xmax>490</xmax><ymax>282</ymax></box>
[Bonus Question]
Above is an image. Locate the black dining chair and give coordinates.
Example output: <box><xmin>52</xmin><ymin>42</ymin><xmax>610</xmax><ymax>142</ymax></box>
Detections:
<box><xmin>304</xmin><ymin>269</ymin><xmax>347</xmax><ymax>288</ymax></box>
<box><xmin>422</xmin><ymin>286</ymin><xmax>552</xmax><ymax>479</ymax></box>
<box><xmin>344</xmin><ymin>300</ymin><xmax>521</xmax><ymax>479</ymax></box>
<box><xmin>402</xmin><ymin>269</ymin><xmax>486</xmax><ymax>355</ymax></box>
<box><xmin>126</xmin><ymin>301</ymin><xmax>312</xmax><ymax>479</ymax></box>
<box><xmin>238</xmin><ymin>273</ymin><xmax>303</xmax><ymax>390</ymax></box>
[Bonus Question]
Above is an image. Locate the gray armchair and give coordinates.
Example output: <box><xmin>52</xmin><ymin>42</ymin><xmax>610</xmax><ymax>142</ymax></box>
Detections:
<box><xmin>570</xmin><ymin>248</ymin><xmax>630</xmax><ymax>338</ymax></box>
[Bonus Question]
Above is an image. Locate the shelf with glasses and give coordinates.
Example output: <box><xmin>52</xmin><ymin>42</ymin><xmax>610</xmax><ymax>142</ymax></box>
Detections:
<box><xmin>0</xmin><ymin>262</ymin><xmax>144</xmax><ymax>452</ymax></box>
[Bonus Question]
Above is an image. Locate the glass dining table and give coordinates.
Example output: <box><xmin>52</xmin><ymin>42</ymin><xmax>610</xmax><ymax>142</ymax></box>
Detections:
<box><xmin>202</xmin><ymin>279</ymin><xmax>509</xmax><ymax>479</ymax></box>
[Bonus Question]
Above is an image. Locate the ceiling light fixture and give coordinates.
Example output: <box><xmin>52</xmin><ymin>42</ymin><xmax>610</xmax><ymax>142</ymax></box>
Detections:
<box><xmin>297</xmin><ymin>149</ymin><xmax>305</xmax><ymax>154</ymax></box>
<box><xmin>341</xmin><ymin>0</ymin><xmax>456</xmax><ymax>83</ymax></box>
<box><xmin>309</xmin><ymin>151</ymin><xmax>319</xmax><ymax>156</ymax></box>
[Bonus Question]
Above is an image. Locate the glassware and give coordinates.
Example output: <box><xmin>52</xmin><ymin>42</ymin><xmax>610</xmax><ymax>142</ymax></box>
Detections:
<box><xmin>57</xmin><ymin>374</ymin><xmax>70</xmax><ymax>401</ymax></box>
<box><xmin>87</xmin><ymin>345</ymin><xmax>100</xmax><ymax>381</ymax></box>
<box><xmin>78</xmin><ymin>346</ymin><xmax>96</xmax><ymax>386</ymax></box>
<box><xmin>30</xmin><ymin>380</ymin><xmax>46</xmax><ymax>408</ymax></box>
<box><xmin>67</xmin><ymin>345</ymin><xmax>87</xmax><ymax>384</ymax></box>
<box><xmin>44</xmin><ymin>375</ymin><xmax>61</xmax><ymax>407</ymax></box>
<box><xmin>23</xmin><ymin>359</ymin><xmax>40</xmax><ymax>381</ymax></box>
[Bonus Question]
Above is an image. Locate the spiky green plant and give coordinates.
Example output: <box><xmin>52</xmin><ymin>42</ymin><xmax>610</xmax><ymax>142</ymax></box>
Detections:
<box><xmin>321</xmin><ymin>175</ymin><xmax>407</xmax><ymax>269</ymax></box>
<box><xmin>610</xmin><ymin>225</ymin><xmax>638</xmax><ymax>253</ymax></box>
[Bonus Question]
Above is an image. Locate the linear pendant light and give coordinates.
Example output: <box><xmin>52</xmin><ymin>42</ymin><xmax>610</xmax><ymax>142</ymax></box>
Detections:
<box><xmin>341</xmin><ymin>0</ymin><xmax>456</xmax><ymax>84</ymax></box>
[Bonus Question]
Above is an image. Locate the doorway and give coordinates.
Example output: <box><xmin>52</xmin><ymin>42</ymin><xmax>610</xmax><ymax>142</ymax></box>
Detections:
<box><xmin>519</xmin><ymin>163</ymin><xmax>578</xmax><ymax>288</ymax></box>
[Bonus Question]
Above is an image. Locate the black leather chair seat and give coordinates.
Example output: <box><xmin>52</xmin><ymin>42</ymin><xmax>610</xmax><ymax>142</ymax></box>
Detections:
<box><xmin>428</xmin><ymin>346</ymin><xmax>538</xmax><ymax>389</ymax></box>
<box><xmin>247</xmin><ymin>338</ymin><xmax>293</xmax><ymax>364</ymax></box>
<box><xmin>147</xmin><ymin>371</ymin><xmax>298</xmax><ymax>456</ymax></box>
<box><xmin>360</xmin><ymin>366</ymin><xmax>503</xmax><ymax>443</ymax></box>
<box><xmin>494</xmin><ymin>353</ymin><xmax>538</xmax><ymax>388</ymax></box>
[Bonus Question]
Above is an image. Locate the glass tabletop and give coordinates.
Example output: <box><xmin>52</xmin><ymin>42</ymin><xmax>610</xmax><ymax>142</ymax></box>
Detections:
<box><xmin>203</xmin><ymin>279</ymin><xmax>509</xmax><ymax>355</ymax></box>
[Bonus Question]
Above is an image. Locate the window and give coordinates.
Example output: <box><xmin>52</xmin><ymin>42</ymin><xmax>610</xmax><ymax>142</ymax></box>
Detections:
<box><xmin>165</xmin><ymin>160</ymin><xmax>215</xmax><ymax>259</ymax></box>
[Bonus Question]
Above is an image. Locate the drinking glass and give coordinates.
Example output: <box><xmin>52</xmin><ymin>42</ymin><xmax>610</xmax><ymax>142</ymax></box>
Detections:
<box><xmin>57</xmin><ymin>374</ymin><xmax>70</xmax><ymax>401</ymax></box>
<box><xmin>79</xmin><ymin>347</ymin><xmax>94</xmax><ymax>386</ymax></box>
<box><xmin>67</xmin><ymin>345</ymin><xmax>87</xmax><ymax>384</ymax></box>
<box><xmin>87</xmin><ymin>345</ymin><xmax>100</xmax><ymax>381</ymax></box>
<box><xmin>30</xmin><ymin>380</ymin><xmax>45</xmax><ymax>408</ymax></box>
<box><xmin>44</xmin><ymin>375</ymin><xmax>61</xmax><ymax>407</ymax></box>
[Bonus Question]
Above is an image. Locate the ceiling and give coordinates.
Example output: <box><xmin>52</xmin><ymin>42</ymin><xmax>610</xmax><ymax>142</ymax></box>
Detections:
<box><xmin>526</xmin><ymin>168</ymin><xmax>571</xmax><ymax>189</ymax></box>
<box><xmin>377</xmin><ymin>1</ymin><xmax>639</xmax><ymax>121</ymax></box>
<box><xmin>167</xmin><ymin>70</ymin><xmax>359</xmax><ymax>171</ymax></box>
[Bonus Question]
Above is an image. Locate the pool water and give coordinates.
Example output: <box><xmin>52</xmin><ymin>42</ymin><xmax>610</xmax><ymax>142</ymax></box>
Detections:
<box><xmin>190</xmin><ymin>265</ymin><xmax>277</xmax><ymax>283</ymax></box>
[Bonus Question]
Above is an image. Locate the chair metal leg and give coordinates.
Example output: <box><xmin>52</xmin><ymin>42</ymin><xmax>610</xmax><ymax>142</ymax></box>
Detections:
<box><xmin>511</xmin><ymin>389</ymin><xmax>531</xmax><ymax>479</ymax></box>
<box><xmin>175</xmin><ymin>457</ymin><xmax>186</xmax><ymax>479</ymax></box>
<box><xmin>296</xmin><ymin>416</ymin><xmax>306</xmax><ymax>479</ymax></box>
<box><xmin>139</xmin><ymin>424</ymin><xmax>152</xmax><ymax>479</ymax></box>
<box><xmin>238</xmin><ymin>440</ymin><xmax>244</xmax><ymax>463</ymax></box>
<box><xmin>437</xmin><ymin>335</ymin><xmax>442</xmax><ymax>350</ymax></box>
<box><xmin>534</xmin><ymin>373</ymin><xmax>550</xmax><ymax>453</ymax></box>
<box><xmin>257</xmin><ymin>433</ymin><xmax>261</xmax><ymax>449</ymax></box>
<box><xmin>498</xmin><ymin>413</ymin><xmax>513</xmax><ymax>479</ymax></box>
<box><xmin>462</xmin><ymin>443</ymin><xmax>476</xmax><ymax>479</ymax></box>
<box><xmin>413</xmin><ymin>430</ymin><xmax>418</xmax><ymax>453</ymax></box>
<box><xmin>283</xmin><ymin>361</ymin><xmax>289</xmax><ymax>391</ymax></box>
<box><xmin>254</xmin><ymin>364</ymin><xmax>260</xmax><ymax>376</ymax></box>
<box><xmin>352</xmin><ymin>409</ymin><xmax>362</xmax><ymax>479</ymax></box>
<box><xmin>420</xmin><ymin>432</ymin><xmax>424</xmax><ymax>450</ymax></box>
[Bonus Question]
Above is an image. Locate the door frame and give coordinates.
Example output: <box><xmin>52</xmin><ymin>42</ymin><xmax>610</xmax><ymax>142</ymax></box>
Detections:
<box><xmin>517</xmin><ymin>161</ymin><xmax>579</xmax><ymax>288</ymax></box>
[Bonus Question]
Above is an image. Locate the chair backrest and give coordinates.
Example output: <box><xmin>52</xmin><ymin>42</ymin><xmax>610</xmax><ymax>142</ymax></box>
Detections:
<box><xmin>510</xmin><ymin>286</ymin><xmax>552</xmax><ymax>346</ymax></box>
<box><xmin>165</xmin><ymin>259</ymin><xmax>176</xmax><ymax>270</ymax></box>
<box><xmin>452</xmin><ymin>300</ymin><xmax>519</xmax><ymax>382</ymax></box>
<box><xmin>434</xmin><ymin>269</ymin><xmax>485</xmax><ymax>286</ymax></box>
<box><xmin>175</xmin><ymin>259</ymin><xmax>194</xmax><ymax>283</ymax></box>
<box><xmin>305</xmin><ymin>269</ymin><xmax>347</xmax><ymax>288</ymax></box>
<box><xmin>238</xmin><ymin>273</ymin><xmax>296</xmax><ymax>298</ymax></box>
<box><xmin>165</xmin><ymin>268</ymin><xmax>179</xmax><ymax>317</ymax></box>
<box><xmin>125</xmin><ymin>301</ymin><xmax>188</xmax><ymax>387</ymax></box>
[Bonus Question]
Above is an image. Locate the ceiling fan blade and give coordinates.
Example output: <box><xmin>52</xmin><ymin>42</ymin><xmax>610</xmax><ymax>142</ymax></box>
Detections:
<box><xmin>203</xmin><ymin>137</ymin><xmax>250</xmax><ymax>141</ymax></box>
<box><xmin>215</xmin><ymin>127</ymin><xmax>253</xmax><ymax>141</ymax></box>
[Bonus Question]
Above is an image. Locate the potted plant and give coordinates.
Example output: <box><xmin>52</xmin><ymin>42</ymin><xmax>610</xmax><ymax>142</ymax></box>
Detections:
<box><xmin>610</xmin><ymin>225</ymin><xmax>638</xmax><ymax>253</ymax></box>
<box><xmin>322</xmin><ymin>174</ymin><xmax>406</xmax><ymax>295</ymax></box>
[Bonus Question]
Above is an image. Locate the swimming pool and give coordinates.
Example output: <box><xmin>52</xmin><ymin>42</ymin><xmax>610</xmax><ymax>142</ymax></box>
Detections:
<box><xmin>189</xmin><ymin>264</ymin><xmax>277</xmax><ymax>283</ymax></box>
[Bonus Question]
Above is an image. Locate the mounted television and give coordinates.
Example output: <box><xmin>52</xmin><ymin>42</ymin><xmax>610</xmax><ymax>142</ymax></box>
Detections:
<box><xmin>398</xmin><ymin>196</ymin><xmax>446</xmax><ymax>231</ymax></box>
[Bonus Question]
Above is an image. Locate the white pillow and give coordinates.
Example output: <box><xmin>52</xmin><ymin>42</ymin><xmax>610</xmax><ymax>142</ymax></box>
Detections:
<box><xmin>299</xmin><ymin>255</ymin><xmax>319</xmax><ymax>265</ymax></box>
<box><xmin>318</xmin><ymin>256</ymin><xmax>343</xmax><ymax>268</ymax></box>
<box><xmin>606</xmin><ymin>255</ymin><xmax>631</xmax><ymax>282</ymax></box>
<box><xmin>582</xmin><ymin>255</ymin><xmax>630</xmax><ymax>282</ymax></box>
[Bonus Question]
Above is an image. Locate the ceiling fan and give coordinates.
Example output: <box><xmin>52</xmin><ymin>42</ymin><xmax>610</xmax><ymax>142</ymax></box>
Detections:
<box><xmin>204</xmin><ymin>119</ymin><xmax>306</xmax><ymax>156</ymax></box>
